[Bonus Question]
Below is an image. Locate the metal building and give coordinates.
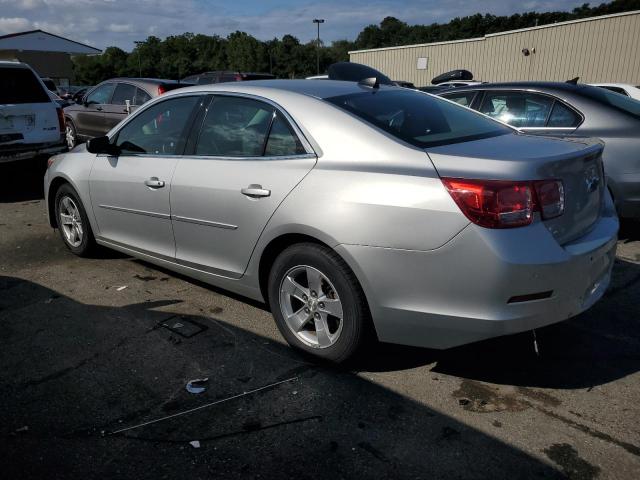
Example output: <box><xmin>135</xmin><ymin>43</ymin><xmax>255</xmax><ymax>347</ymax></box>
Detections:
<box><xmin>0</xmin><ymin>30</ymin><xmax>101</xmax><ymax>87</ymax></box>
<box><xmin>349</xmin><ymin>10</ymin><xmax>640</xmax><ymax>87</ymax></box>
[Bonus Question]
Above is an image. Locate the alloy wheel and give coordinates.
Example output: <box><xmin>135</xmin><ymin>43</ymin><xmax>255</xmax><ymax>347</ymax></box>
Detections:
<box><xmin>65</xmin><ymin>124</ymin><xmax>75</xmax><ymax>149</ymax></box>
<box><xmin>279</xmin><ymin>265</ymin><xmax>344</xmax><ymax>348</ymax></box>
<box><xmin>59</xmin><ymin>196</ymin><xmax>83</xmax><ymax>247</ymax></box>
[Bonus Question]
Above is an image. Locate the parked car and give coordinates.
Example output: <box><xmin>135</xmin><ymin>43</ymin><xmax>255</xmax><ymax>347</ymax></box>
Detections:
<box><xmin>48</xmin><ymin>90</ymin><xmax>72</xmax><ymax>109</ymax></box>
<box><xmin>182</xmin><ymin>71</ymin><xmax>275</xmax><ymax>85</ymax></box>
<box><xmin>63</xmin><ymin>78</ymin><xmax>190</xmax><ymax>149</ymax></box>
<box><xmin>45</xmin><ymin>80</ymin><xmax>618</xmax><ymax>362</ymax></box>
<box><xmin>71</xmin><ymin>86</ymin><xmax>90</xmax><ymax>104</ymax></box>
<box><xmin>393</xmin><ymin>80</ymin><xmax>416</xmax><ymax>89</ymax></box>
<box><xmin>0</xmin><ymin>61</ymin><xmax>67</xmax><ymax>163</ymax></box>
<box><xmin>590</xmin><ymin>83</ymin><xmax>640</xmax><ymax>100</ymax></box>
<box><xmin>59</xmin><ymin>85</ymin><xmax>89</xmax><ymax>101</ymax></box>
<box><xmin>437</xmin><ymin>82</ymin><xmax>640</xmax><ymax>219</ymax></box>
<box><xmin>40</xmin><ymin>77</ymin><xmax>59</xmax><ymax>95</ymax></box>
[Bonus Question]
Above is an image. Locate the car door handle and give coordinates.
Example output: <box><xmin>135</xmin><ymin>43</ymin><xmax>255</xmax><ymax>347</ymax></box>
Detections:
<box><xmin>145</xmin><ymin>177</ymin><xmax>165</xmax><ymax>189</ymax></box>
<box><xmin>241</xmin><ymin>184</ymin><xmax>271</xmax><ymax>198</ymax></box>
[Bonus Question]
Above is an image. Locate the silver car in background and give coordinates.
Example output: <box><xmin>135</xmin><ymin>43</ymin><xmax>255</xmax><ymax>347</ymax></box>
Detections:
<box><xmin>438</xmin><ymin>82</ymin><xmax>640</xmax><ymax>219</ymax></box>
<box><xmin>44</xmin><ymin>80</ymin><xmax>618</xmax><ymax>362</ymax></box>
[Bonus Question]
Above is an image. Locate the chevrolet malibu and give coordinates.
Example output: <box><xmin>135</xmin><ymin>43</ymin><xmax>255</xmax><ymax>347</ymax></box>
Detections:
<box><xmin>44</xmin><ymin>80</ymin><xmax>618</xmax><ymax>362</ymax></box>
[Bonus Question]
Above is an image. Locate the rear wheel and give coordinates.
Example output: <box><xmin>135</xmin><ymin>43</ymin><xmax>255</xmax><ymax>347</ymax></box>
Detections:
<box><xmin>65</xmin><ymin>119</ymin><xmax>77</xmax><ymax>149</ymax></box>
<box><xmin>268</xmin><ymin>243</ymin><xmax>370</xmax><ymax>363</ymax></box>
<box><xmin>54</xmin><ymin>184</ymin><xmax>96</xmax><ymax>256</ymax></box>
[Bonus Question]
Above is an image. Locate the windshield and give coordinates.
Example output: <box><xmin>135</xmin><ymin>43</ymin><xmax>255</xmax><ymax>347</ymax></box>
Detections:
<box><xmin>579</xmin><ymin>85</ymin><xmax>640</xmax><ymax>120</ymax></box>
<box><xmin>325</xmin><ymin>89</ymin><xmax>511</xmax><ymax>148</ymax></box>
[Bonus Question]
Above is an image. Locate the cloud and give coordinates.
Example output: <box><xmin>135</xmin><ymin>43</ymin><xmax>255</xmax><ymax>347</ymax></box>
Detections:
<box><xmin>0</xmin><ymin>0</ymin><xmax>588</xmax><ymax>49</ymax></box>
<box><xmin>0</xmin><ymin>17</ymin><xmax>32</xmax><ymax>35</ymax></box>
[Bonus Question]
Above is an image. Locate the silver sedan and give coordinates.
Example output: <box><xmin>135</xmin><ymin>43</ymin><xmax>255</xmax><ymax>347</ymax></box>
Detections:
<box><xmin>44</xmin><ymin>80</ymin><xmax>618</xmax><ymax>362</ymax></box>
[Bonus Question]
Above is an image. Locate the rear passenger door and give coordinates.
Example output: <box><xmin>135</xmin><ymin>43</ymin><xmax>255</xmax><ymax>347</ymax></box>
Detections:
<box><xmin>170</xmin><ymin>94</ymin><xmax>316</xmax><ymax>278</ymax></box>
<box><xmin>477</xmin><ymin>90</ymin><xmax>582</xmax><ymax>134</ymax></box>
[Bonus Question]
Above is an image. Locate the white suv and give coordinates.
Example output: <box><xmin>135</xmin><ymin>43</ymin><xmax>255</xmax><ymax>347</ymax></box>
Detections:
<box><xmin>0</xmin><ymin>61</ymin><xmax>67</xmax><ymax>163</ymax></box>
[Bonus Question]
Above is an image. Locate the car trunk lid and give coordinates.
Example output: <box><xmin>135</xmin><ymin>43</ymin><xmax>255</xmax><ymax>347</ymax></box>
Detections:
<box><xmin>426</xmin><ymin>133</ymin><xmax>605</xmax><ymax>245</ymax></box>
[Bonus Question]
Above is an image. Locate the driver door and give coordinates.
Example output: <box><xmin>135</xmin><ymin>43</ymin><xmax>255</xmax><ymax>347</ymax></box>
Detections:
<box><xmin>89</xmin><ymin>95</ymin><xmax>203</xmax><ymax>258</ymax></box>
<box><xmin>76</xmin><ymin>82</ymin><xmax>116</xmax><ymax>138</ymax></box>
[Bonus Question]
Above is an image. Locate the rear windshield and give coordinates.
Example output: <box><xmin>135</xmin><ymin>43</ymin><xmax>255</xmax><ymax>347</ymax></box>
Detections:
<box><xmin>241</xmin><ymin>73</ymin><xmax>276</xmax><ymax>81</ymax></box>
<box><xmin>579</xmin><ymin>85</ymin><xmax>640</xmax><ymax>120</ymax></box>
<box><xmin>161</xmin><ymin>83</ymin><xmax>194</xmax><ymax>92</ymax></box>
<box><xmin>325</xmin><ymin>89</ymin><xmax>511</xmax><ymax>148</ymax></box>
<box><xmin>0</xmin><ymin>67</ymin><xmax>50</xmax><ymax>104</ymax></box>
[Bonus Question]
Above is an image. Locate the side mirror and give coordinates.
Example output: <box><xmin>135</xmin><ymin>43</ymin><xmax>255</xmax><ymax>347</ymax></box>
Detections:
<box><xmin>86</xmin><ymin>136</ymin><xmax>119</xmax><ymax>155</ymax></box>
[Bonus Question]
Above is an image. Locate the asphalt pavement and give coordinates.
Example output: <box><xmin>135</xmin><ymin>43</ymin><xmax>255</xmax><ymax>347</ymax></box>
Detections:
<box><xmin>1</xmin><ymin>160</ymin><xmax>639</xmax><ymax>479</ymax></box>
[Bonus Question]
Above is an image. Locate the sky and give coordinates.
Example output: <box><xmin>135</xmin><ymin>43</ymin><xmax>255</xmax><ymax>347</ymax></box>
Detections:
<box><xmin>0</xmin><ymin>0</ymin><xmax>590</xmax><ymax>50</ymax></box>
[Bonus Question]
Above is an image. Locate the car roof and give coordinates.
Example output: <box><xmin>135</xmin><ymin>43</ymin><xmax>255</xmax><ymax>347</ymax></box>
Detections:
<box><xmin>165</xmin><ymin>79</ymin><xmax>399</xmax><ymax>100</ymax></box>
<box><xmin>105</xmin><ymin>77</ymin><xmax>184</xmax><ymax>87</ymax></box>
<box><xmin>0</xmin><ymin>60</ymin><xmax>29</xmax><ymax>69</ymax></box>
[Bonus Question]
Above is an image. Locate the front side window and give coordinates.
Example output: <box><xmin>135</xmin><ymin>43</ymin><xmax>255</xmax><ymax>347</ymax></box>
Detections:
<box><xmin>111</xmin><ymin>83</ymin><xmax>137</xmax><ymax>105</ymax></box>
<box><xmin>86</xmin><ymin>83</ymin><xmax>115</xmax><ymax>105</ymax></box>
<box><xmin>115</xmin><ymin>96</ymin><xmax>200</xmax><ymax>155</ymax></box>
<box><xmin>196</xmin><ymin>96</ymin><xmax>274</xmax><ymax>156</ymax></box>
<box><xmin>326</xmin><ymin>89</ymin><xmax>510</xmax><ymax>148</ymax></box>
<box><xmin>479</xmin><ymin>91</ymin><xmax>554</xmax><ymax>128</ymax></box>
<box><xmin>441</xmin><ymin>91</ymin><xmax>477</xmax><ymax>107</ymax></box>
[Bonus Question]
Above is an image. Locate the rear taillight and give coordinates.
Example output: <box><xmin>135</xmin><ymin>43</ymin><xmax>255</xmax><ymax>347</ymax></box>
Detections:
<box><xmin>442</xmin><ymin>178</ymin><xmax>564</xmax><ymax>229</ymax></box>
<box><xmin>56</xmin><ymin>107</ymin><xmax>65</xmax><ymax>135</ymax></box>
<box><xmin>158</xmin><ymin>85</ymin><xmax>166</xmax><ymax>95</ymax></box>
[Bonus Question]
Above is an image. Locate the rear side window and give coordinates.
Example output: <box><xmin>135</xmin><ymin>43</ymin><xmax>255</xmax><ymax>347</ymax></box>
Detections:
<box><xmin>111</xmin><ymin>83</ymin><xmax>137</xmax><ymax>105</ymax></box>
<box><xmin>326</xmin><ymin>89</ymin><xmax>510</xmax><ymax>148</ymax></box>
<box><xmin>0</xmin><ymin>67</ymin><xmax>50</xmax><ymax>104</ymax></box>
<box><xmin>196</xmin><ymin>96</ymin><xmax>274</xmax><ymax>156</ymax></box>
<box><xmin>264</xmin><ymin>114</ymin><xmax>306</xmax><ymax>156</ymax></box>
<box><xmin>547</xmin><ymin>102</ymin><xmax>581</xmax><ymax>127</ymax></box>
<box><xmin>134</xmin><ymin>88</ymin><xmax>151</xmax><ymax>105</ymax></box>
<box><xmin>441</xmin><ymin>91</ymin><xmax>477</xmax><ymax>107</ymax></box>
<box><xmin>479</xmin><ymin>92</ymin><xmax>553</xmax><ymax>128</ymax></box>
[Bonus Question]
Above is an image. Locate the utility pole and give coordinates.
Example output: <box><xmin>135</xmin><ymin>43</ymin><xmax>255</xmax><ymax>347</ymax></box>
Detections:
<box><xmin>134</xmin><ymin>40</ymin><xmax>143</xmax><ymax>77</ymax></box>
<box><xmin>313</xmin><ymin>19</ymin><xmax>325</xmax><ymax>76</ymax></box>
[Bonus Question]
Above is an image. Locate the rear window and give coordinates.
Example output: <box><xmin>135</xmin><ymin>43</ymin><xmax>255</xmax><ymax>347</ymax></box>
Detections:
<box><xmin>0</xmin><ymin>67</ymin><xmax>50</xmax><ymax>104</ymax></box>
<box><xmin>579</xmin><ymin>85</ymin><xmax>640</xmax><ymax>120</ymax></box>
<box><xmin>325</xmin><ymin>89</ymin><xmax>511</xmax><ymax>148</ymax></box>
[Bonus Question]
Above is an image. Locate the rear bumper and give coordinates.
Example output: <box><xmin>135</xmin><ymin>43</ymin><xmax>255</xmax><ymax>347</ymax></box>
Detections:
<box><xmin>336</xmin><ymin>204</ymin><xmax>619</xmax><ymax>350</ymax></box>
<box><xmin>610</xmin><ymin>173</ymin><xmax>640</xmax><ymax>219</ymax></box>
<box><xmin>0</xmin><ymin>139</ymin><xmax>67</xmax><ymax>163</ymax></box>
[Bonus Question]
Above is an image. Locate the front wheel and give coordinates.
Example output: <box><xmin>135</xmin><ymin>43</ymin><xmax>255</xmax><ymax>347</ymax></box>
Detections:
<box><xmin>54</xmin><ymin>184</ymin><xmax>96</xmax><ymax>256</ymax></box>
<box><xmin>268</xmin><ymin>243</ymin><xmax>370</xmax><ymax>363</ymax></box>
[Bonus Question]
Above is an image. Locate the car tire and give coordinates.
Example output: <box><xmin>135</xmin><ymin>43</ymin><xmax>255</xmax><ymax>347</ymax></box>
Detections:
<box><xmin>65</xmin><ymin>118</ymin><xmax>77</xmax><ymax>150</ymax></box>
<box><xmin>54</xmin><ymin>183</ymin><xmax>96</xmax><ymax>257</ymax></box>
<box><xmin>268</xmin><ymin>243</ymin><xmax>370</xmax><ymax>363</ymax></box>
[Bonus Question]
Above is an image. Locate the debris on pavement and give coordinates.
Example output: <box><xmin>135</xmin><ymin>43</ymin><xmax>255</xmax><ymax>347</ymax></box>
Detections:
<box><xmin>15</xmin><ymin>426</ymin><xmax>29</xmax><ymax>433</ymax></box>
<box><xmin>109</xmin><ymin>376</ymin><xmax>299</xmax><ymax>436</ymax></box>
<box><xmin>189</xmin><ymin>440</ymin><xmax>201</xmax><ymax>449</ymax></box>
<box><xmin>186</xmin><ymin>378</ymin><xmax>209</xmax><ymax>394</ymax></box>
<box><xmin>116</xmin><ymin>286</ymin><xmax>128</xmax><ymax>291</ymax></box>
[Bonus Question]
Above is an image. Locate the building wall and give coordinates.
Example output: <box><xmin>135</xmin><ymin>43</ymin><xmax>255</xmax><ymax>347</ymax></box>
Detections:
<box><xmin>0</xmin><ymin>50</ymin><xmax>75</xmax><ymax>85</ymax></box>
<box><xmin>349</xmin><ymin>11</ymin><xmax>640</xmax><ymax>87</ymax></box>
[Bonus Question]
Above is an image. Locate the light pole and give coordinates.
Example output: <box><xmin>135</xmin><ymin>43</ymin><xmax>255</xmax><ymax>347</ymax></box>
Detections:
<box><xmin>134</xmin><ymin>40</ymin><xmax>143</xmax><ymax>77</ymax></box>
<box><xmin>313</xmin><ymin>19</ymin><xmax>324</xmax><ymax>76</ymax></box>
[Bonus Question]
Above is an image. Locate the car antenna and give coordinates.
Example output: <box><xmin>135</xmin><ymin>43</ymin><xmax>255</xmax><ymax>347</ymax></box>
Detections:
<box><xmin>358</xmin><ymin>77</ymin><xmax>380</xmax><ymax>89</ymax></box>
<box><xmin>566</xmin><ymin>77</ymin><xmax>580</xmax><ymax>85</ymax></box>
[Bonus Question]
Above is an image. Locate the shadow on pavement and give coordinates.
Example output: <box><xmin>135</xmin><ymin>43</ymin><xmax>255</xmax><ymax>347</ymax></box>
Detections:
<box><xmin>0</xmin><ymin>276</ymin><xmax>565</xmax><ymax>479</ymax></box>
<box><xmin>0</xmin><ymin>159</ymin><xmax>48</xmax><ymax>203</ymax></box>
<box><xmin>357</xmin><ymin>258</ymin><xmax>640</xmax><ymax>390</ymax></box>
